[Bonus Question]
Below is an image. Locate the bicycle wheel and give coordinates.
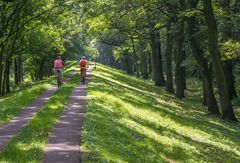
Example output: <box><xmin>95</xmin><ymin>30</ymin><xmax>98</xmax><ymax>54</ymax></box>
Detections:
<box><xmin>57</xmin><ymin>76</ymin><xmax>61</xmax><ymax>88</ymax></box>
<box><xmin>56</xmin><ymin>70</ymin><xmax>62</xmax><ymax>88</ymax></box>
<box><xmin>81</xmin><ymin>70</ymin><xmax>86</xmax><ymax>84</ymax></box>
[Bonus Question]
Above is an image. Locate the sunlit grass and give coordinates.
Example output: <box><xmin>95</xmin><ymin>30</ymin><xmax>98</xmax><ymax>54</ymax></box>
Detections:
<box><xmin>0</xmin><ymin>61</ymin><xmax>78</xmax><ymax>127</ymax></box>
<box><xmin>82</xmin><ymin>63</ymin><xmax>240</xmax><ymax>162</ymax></box>
<box><xmin>0</xmin><ymin>73</ymin><xmax>81</xmax><ymax>162</ymax></box>
<box><xmin>0</xmin><ymin>83</ymin><xmax>52</xmax><ymax>127</ymax></box>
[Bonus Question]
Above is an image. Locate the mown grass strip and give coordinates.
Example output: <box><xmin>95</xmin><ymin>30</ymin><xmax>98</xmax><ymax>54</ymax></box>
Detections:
<box><xmin>0</xmin><ymin>73</ymin><xmax>80</xmax><ymax>162</ymax></box>
<box><xmin>0</xmin><ymin>61</ymin><xmax>78</xmax><ymax>126</ymax></box>
<box><xmin>0</xmin><ymin>83</ymin><xmax>52</xmax><ymax>127</ymax></box>
<box><xmin>81</xmin><ymin>64</ymin><xmax>240</xmax><ymax>162</ymax></box>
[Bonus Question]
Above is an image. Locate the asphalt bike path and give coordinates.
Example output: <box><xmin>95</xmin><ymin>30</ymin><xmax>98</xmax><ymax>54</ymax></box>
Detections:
<box><xmin>0</xmin><ymin>71</ymin><xmax>77</xmax><ymax>151</ymax></box>
<box><xmin>42</xmin><ymin>66</ymin><xmax>92</xmax><ymax>163</ymax></box>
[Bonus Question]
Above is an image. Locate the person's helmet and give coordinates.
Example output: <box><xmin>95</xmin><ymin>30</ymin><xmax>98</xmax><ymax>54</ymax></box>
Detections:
<box><xmin>57</xmin><ymin>56</ymin><xmax>61</xmax><ymax>59</ymax></box>
<box><xmin>82</xmin><ymin>56</ymin><xmax>86</xmax><ymax>59</ymax></box>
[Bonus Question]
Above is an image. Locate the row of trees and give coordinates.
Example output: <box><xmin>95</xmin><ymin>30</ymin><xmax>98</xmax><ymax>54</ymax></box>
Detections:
<box><xmin>1</xmin><ymin>0</ymin><xmax>239</xmax><ymax>121</ymax></box>
<box><xmin>82</xmin><ymin>0</ymin><xmax>240</xmax><ymax>121</ymax></box>
<box><xmin>0</xmin><ymin>0</ymin><xmax>88</xmax><ymax>95</ymax></box>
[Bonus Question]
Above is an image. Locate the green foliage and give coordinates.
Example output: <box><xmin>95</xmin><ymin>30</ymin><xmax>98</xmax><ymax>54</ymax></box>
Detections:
<box><xmin>220</xmin><ymin>40</ymin><xmax>240</xmax><ymax>60</ymax></box>
<box><xmin>25</xmin><ymin>24</ymin><xmax>65</xmax><ymax>54</ymax></box>
<box><xmin>181</xmin><ymin>9</ymin><xmax>202</xmax><ymax>18</ymax></box>
<box><xmin>113</xmin><ymin>43</ymin><xmax>133</xmax><ymax>60</ymax></box>
<box><xmin>0</xmin><ymin>0</ymin><xmax>99</xmax><ymax>96</ymax></box>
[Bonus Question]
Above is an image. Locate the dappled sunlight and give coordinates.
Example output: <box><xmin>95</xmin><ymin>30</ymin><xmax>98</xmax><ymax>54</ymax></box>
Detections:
<box><xmin>46</xmin><ymin>103</ymin><xmax>64</xmax><ymax>110</ymax></box>
<box><xmin>208</xmin><ymin>120</ymin><xmax>240</xmax><ymax>131</ymax></box>
<box><xmin>98</xmin><ymin>148</ymin><xmax>128</xmax><ymax>162</ymax></box>
<box><xmin>154</xmin><ymin>97</ymin><xmax>184</xmax><ymax>110</ymax></box>
<box><xmin>0</xmin><ymin>73</ymin><xmax>81</xmax><ymax>162</ymax></box>
<box><xmin>119</xmin><ymin>118</ymin><xmax>190</xmax><ymax>149</ymax></box>
<box><xmin>0</xmin><ymin>83</ymin><xmax>52</xmax><ymax>126</ymax></box>
<box><xmin>93</xmin><ymin>73</ymin><xmax>154</xmax><ymax>96</ymax></box>
<box><xmin>117</xmin><ymin>120</ymin><xmax>193</xmax><ymax>161</ymax></box>
<box><xmin>118</xmin><ymin>98</ymin><xmax>240</xmax><ymax>156</ymax></box>
<box><xmin>82</xmin><ymin>64</ymin><xmax>240</xmax><ymax>162</ymax></box>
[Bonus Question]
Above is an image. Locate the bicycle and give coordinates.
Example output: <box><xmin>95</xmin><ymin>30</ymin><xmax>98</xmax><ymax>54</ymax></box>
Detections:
<box><xmin>81</xmin><ymin>68</ymin><xmax>86</xmax><ymax>84</ymax></box>
<box><xmin>56</xmin><ymin>69</ymin><xmax>62</xmax><ymax>88</ymax></box>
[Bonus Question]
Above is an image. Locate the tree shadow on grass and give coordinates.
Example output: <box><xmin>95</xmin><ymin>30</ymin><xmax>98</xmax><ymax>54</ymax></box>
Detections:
<box><xmin>84</xmin><ymin>95</ymin><xmax>240</xmax><ymax>162</ymax></box>
<box><xmin>0</xmin><ymin>146</ymin><xmax>44</xmax><ymax>162</ymax></box>
<box><xmin>82</xmin><ymin>102</ymin><xmax>190</xmax><ymax>162</ymax></box>
<box><xmin>91</xmin><ymin>74</ymin><xmax>240</xmax><ymax>130</ymax></box>
<box><xmin>85</xmin><ymin>68</ymin><xmax>240</xmax><ymax>162</ymax></box>
<box><xmin>93</xmin><ymin>72</ymin><xmax>202</xmax><ymax>109</ymax></box>
<box><xmin>128</xmin><ymin>114</ymin><xmax>240</xmax><ymax>162</ymax></box>
<box><xmin>122</xmin><ymin>94</ymin><xmax>240</xmax><ymax>144</ymax></box>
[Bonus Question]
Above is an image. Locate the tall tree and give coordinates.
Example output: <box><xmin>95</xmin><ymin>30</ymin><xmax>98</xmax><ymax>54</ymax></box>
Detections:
<box><xmin>175</xmin><ymin>20</ymin><xmax>186</xmax><ymax>98</ymax></box>
<box><xmin>165</xmin><ymin>22</ymin><xmax>174</xmax><ymax>93</ymax></box>
<box><xmin>186</xmin><ymin>0</ymin><xmax>220</xmax><ymax>115</ymax></box>
<box><xmin>202</xmin><ymin>0</ymin><xmax>237</xmax><ymax>121</ymax></box>
<box><xmin>219</xmin><ymin>0</ymin><xmax>238</xmax><ymax>99</ymax></box>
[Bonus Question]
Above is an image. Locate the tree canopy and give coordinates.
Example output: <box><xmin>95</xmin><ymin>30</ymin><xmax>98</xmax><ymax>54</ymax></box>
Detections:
<box><xmin>0</xmin><ymin>0</ymin><xmax>240</xmax><ymax>121</ymax></box>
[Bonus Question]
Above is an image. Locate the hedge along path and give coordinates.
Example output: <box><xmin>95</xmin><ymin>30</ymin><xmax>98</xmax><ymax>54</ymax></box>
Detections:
<box><xmin>0</xmin><ymin>71</ymin><xmax>77</xmax><ymax>152</ymax></box>
<box><xmin>0</xmin><ymin>71</ymin><xmax>83</xmax><ymax>162</ymax></box>
<box><xmin>42</xmin><ymin>66</ymin><xmax>93</xmax><ymax>163</ymax></box>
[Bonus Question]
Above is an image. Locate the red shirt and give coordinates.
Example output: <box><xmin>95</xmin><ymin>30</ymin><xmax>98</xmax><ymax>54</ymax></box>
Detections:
<box><xmin>80</xmin><ymin>59</ymin><xmax>87</xmax><ymax>68</ymax></box>
<box><xmin>54</xmin><ymin>59</ymin><xmax>63</xmax><ymax>69</ymax></box>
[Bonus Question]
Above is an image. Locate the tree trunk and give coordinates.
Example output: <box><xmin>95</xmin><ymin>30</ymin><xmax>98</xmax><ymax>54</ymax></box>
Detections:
<box><xmin>219</xmin><ymin>0</ymin><xmax>238</xmax><ymax>99</ymax></box>
<box><xmin>1</xmin><ymin>73</ymin><xmax>5</xmax><ymax>96</ymax></box>
<box><xmin>156</xmin><ymin>32</ymin><xmax>166</xmax><ymax>86</ymax></box>
<box><xmin>203</xmin><ymin>0</ymin><xmax>236</xmax><ymax>121</ymax></box>
<box><xmin>175</xmin><ymin>20</ymin><xmax>185</xmax><ymax>98</ymax></box>
<box><xmin>38</xmin><ymin>56</ymin><xmax>46</xmax><ymax>80</ymax></box>
<box><xmin>0</xmin><ymin>47</ymin><xmax>3</xmax><ymax>95</ymax></box>
<box><xmin>224</xmin><ymin>61</ymin><xmax>237</xmax><ymax>99</ymax></box>
<box><xmin>182</xmin><ymin>50</ymin><xmax>187</xmax><ymax>90</ymax></box>
<box><xmin>186</xmin><ymin>2</ymin><xmax>220</xmax><ymax>115</ymax></box>
<box><xmin>131</xmin><ymin>37</ymin><xmax>140</xmax><ymax>77</ymax></box>
<box><xmin>202</xmin><ymin>78</ymin><xmax>208</xmax><ymax>106</ymax></box>
<box><xmin>150</xmin><ymin>32</ymin><xmax>157</xmax><ymax>81</ymax></box>
<box><xmin>123</xmin><ymin>52</ymin><xmax>134</xmax><ymax>75</ymax></box>
<box><xmin>5</xmin><ymin>58</ymin><xmax>11</xmax><ymax>93</ymax></box>
<box><xmin>165</xmin><ymin>23</ymin><xmax>174</xmax><ymax>93</ymax></box>
<box><xmin>150</xmin><ymin>31</ymin><xmax>165</xmax><ymax>86</ymax></box>
<box><xmin>139</xmin><ymin>40</ymin><xmax>148</xmax><ymax>79</ymax></box>
<box><xmin>148</xmin><ymin>52</ymin><xmax>152</xmax><ymax>76</ymax></box>
<box><xmin>18</xmin><ymin>56</ymin><xmax>23</xmax><ymax>82</ymax></box>
<box><xmin>14</xmin><ymin>58</ymin><xmax>19</xmax><ymax>85</ymax></box>
<box><xmin>2</xmin><ymin>57</ymin><xmax>11</xmax><ymax>95</ymax></box>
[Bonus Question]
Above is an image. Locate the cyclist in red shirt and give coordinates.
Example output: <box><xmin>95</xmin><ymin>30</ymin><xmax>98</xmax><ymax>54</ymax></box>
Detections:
<box><xmin>79</xmin><ymin>56</ymin><xmax>88</xmax><ymax>83</ymax></box>
<box><xmin>54</xmin><ymin>56</ymin><xmax>63</xmax><ymax>84</ymax></box>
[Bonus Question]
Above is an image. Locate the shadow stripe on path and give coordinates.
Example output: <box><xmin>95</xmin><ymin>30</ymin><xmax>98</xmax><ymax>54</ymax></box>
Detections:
<box><xmin>42</xmin><ymin>67</ymin><xmax>92</xmax><ymax>163</ymax></box>
<box><xmin>0</xmin><ymin>72</ymin><xmax>77</xmax><ymax>152</ymax></box>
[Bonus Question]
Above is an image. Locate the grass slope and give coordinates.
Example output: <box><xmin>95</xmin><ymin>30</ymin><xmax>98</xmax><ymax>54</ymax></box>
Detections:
<box><xmin>0</xmin><ymin>72</ymin><xmax>81</xmax><ymax>162</ymax></box>
<box><xmin>82</xmin><ymin>64</ymin><xmax>240</xmax><ymax>163</ymax></box>
<box><xmin>0</xmin><ymin>61</ymin><xmax>77</xmax><ymax>126</ymax></box>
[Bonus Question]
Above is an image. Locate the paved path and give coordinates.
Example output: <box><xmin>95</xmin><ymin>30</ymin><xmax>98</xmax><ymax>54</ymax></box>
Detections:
<box><xmin>42</xmin><ymin>67</ymin><xmax>92</xmax><ymax>163</ymax></box>
<box><xmin>0</xmin><ymin>72</ymin><xmax>77</xmax><ymax>151</ymax></box>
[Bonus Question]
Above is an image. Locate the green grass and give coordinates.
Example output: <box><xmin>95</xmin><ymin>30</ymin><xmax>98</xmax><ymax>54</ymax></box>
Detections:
<box><xmin>0</xmin><ymin>82</ymin><xmax>52</xmax><ymax>127</ymax></box>
<box><xmin>0</xmin><ymin>61</ymin><xmax>78</xmax><ymax>127</ymax></box>
<box><xmin>81</xmin><ymin>64</ymin><xmax>240</xmax><ymax>162</ymax></box>
<box><xmin>0</xmin><ymin>72</ymin><xmax>81</xmax><ymax>162</ymax></box>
